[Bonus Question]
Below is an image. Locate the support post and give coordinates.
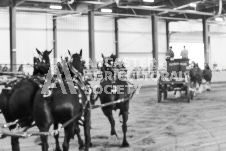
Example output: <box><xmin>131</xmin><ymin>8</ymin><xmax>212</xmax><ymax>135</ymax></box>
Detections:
<box><xmin>166</xmin><ymin>20</ymin><xmax>170</xmax><ymax>52</ymax></box>
<box><xmin>88</xmin><ymin>11</ymin><xmax>95</xmax><ymax>63</ymax></box>
<box><xmin>114</xmin><ymin>17</ymin><xmax>119</xmax><ymax>58</ymax></box>
<box><xmin>208</xmin><ymin>25</ymin><xmax>211</xmax><ymax>66</ymax></box>
<box><xmin>9</xmin><ymin>5</ymin><xmax>16</xmax><ymax>72</ymax></box>
<box><xmin>152</xmin><ymin>15</ymin><xmax>158</xmax><ymax>68</ymax></box>
<box><xmin>202</xmin><ymin>16</ymin><xmax>209</xmax><ymax>64</ymax></box>
<box><xmin>53</xmin><ymin>16</ymin><xmax>57</xmax><ymax>65</ymax></box>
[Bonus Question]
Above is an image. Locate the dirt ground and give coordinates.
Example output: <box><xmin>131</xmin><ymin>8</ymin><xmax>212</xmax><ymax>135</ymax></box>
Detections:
<box><xmin>1</xmin><ymin>83</ymin><xmax>226</xmax><ymax>151</ymax></box>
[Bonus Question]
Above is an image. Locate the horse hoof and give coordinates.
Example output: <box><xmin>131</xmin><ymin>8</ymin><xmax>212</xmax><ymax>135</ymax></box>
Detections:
<box><xmin>78</xmin><ymin>146</ymin><xmax>84</xmax><ymax>150</ymax></box>
<box><xmin>55</xmin><ymin>147</ymin><xmax>61</xmax><ymax>151</ymax></box>
<box><xmin>122</xmin><ymin>141</ymin><xmax>129</xmax><ymax>147</ymax></box>
<box><xmin>108</xmin><ymin>135</ymin><xmax>118</xmax><ymax>143</ymax></box>
<box><xmin>90</xmin><ymin>142</ymin><xmax>93</xmax><ymax>147</ymax></box>
<box><xmin>78</xmin><ymin>142</ymin><xmax>84</xmax><ymax>150</ymax></box>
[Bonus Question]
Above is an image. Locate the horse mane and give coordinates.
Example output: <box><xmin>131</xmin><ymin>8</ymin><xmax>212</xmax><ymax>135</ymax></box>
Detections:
<box><xmin>56</xmin><ymin>59</ymin><xmax>75</xmax><ymax>79</ymax></box>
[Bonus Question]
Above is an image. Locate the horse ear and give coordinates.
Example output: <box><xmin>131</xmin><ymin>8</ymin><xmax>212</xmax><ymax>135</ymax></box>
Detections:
<box><xmin>80</xmin><ymin>49</ymin><xmax>82</xmax><ymax>57</ymax></box>
<box><xmin>102</xmin><ymin>53</ymin><xmax>104</xmax><ymax>59</ymax></box>
<box><xmin>36</xmin><ymin>48</ymin><xmax>42</xmax><ymax>56</ymax></box>
<box><xmin>48</xmin><ymin>49</ymin><xmax>52</xmax><ymax>55</ymax></box>
<box><xmin>68</xmin><ymin>50</ymin><xmax>71</xmax><ymax>56</ymax></box>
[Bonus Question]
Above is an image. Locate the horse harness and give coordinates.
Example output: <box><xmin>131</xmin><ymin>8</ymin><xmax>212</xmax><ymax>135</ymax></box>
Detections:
<box><xmin>41</xmin><ymin>68</ymin><xmax>93</xmax><ymax>114</ymax></box>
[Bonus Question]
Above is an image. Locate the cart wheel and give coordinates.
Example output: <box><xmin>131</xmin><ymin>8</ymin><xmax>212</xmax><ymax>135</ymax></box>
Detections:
<box><xmin>164</xmin><ymin>91</ymin><xmax>167</xmax><ymax>100</ymax></box>
<box><xmin>157</xmin><ymin>84</ymin><xmax>162</xmax><ymax>103</ymax></box>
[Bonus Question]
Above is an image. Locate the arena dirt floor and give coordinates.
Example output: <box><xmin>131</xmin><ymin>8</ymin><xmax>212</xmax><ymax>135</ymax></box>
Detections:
<box><xmin>1</xmin><ymin>82</ymin><xmax>226</xmax><ymax>151</ymax></box>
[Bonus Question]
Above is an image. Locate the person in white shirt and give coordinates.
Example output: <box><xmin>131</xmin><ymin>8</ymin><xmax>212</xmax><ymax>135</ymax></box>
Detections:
<box><xmin>180</xmin><ymin>46</ymin><xmax>188</xmax><ymax>59</ymax></box>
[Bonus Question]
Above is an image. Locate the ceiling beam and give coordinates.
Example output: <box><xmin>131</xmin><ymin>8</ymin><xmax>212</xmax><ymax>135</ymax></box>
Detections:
<box><xmin>56</xmin><ymin>1</ymin><xmax>115</xmax><ymax>17</ymax></box>
<box><xmin>93</xmin><ymin>1</ymin><xmax>115</xmax><ymax>11</ymax></box>
<box><xmin>16</xmin><ymin>6</ymin><xmax>73</xmax><ymax>14</ymax></box>
<box><xmin>77</xmin><ymin>1</ymin><xmax>106</xmax><ymax>5</ymax></box>
<box><xmin>15</xmin><ymin>0</ymin><xmax>27</xmax><ymax>6</ymax></box>
<box><xmin>25</xmin><ymin>0</ymin><xmax>61</xmax><ymax>3</ymax></box>
<box><xmin>157</xmin><ymin>1</ymin><xmax>202</xmax><ymax>16</ymax></box>
<box><xmin>116</xmin><ymin>0</ymin><xmax>214</xmax><ymax>16</ymax></box>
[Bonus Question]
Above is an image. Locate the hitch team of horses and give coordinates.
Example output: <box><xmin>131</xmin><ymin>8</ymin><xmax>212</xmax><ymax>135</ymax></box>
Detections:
<box><xmin>0</xmin><ymin>49</ymin><xmax>212</xmax><ymax>151</ymax></box>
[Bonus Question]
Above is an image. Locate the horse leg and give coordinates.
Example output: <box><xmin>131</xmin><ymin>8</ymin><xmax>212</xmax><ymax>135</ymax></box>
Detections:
<box><xmin>200</xmin><ymin>82</ymin><xmax>204</xmax><ymax>93</ymax></box>
<box><xmin>62</xmin><ymin>126</ymin><xmax>73</xmax><ymax>151</ymax></box>
<box><xmin>103</xmin><ymin>109</ymin><xmax>118</xmax><ymax>137</ymax></box>
<box><xmin>84</xmin><ymin>110</ymin><xmax>91</xmax><ymax>151</ymax></box>
<box><xmin>53</xmin><ymin>123</ymin><xmax>61</xmax><ymax>151</ymax></box>
<box><xmin>74</xmin><ymin>123</ymin><xmax>84</xmax><ymax>150</ymax></box>
<box><xmin>209</xmin><ymin>81</ymin><xmax>212</xmax><ymax>90</ymax></box>
<box><xmin>191</xmin><ymin>82</ymin><xmax>196</xmax><ymax>96</ymax></box>
<box><xmin>196</xmin><ymin>83</ymin><xmax>199</xmax><ymax>91</ymax></box>
<box><xmin>11</xmin><ymin>137</ymin><xmax>20</xmax><ymax>151</ymax></box>
<box><xmin>121</xmin><ymin>111</ymin><xmax>129</xmax><ymax>147</ymax></box>
<box><xmin>39</xmin><ymin>127</ymin><xmax>50</xmax><ymax>151</ymax></box>
<box><xmin>207</xmin><ymin>81</ymin><xmax>211</xmax><ymax>91</ymax></box>
<box><xmin>206</xmin><ymin>81</ymin><xmax>209</xmax><ymax>91</ymax></box>
<box><xmin>34</xmin><ymin>109</ymin><xmax>52</xmax><ymax>151</ymax></box>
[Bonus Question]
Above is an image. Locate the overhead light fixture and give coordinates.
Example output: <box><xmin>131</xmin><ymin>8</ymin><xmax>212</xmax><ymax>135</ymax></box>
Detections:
<box><xmin>189</xmin><ymin>3</ymin><xmax>197</xmax><ymax>7</ymax></box>
<box><xmin>215</xmin><ymin>17</ymin><xmax>224</xmax><ymax>21</ymax></box>
<box><xmin>101</xmin><ymin>8</ymin><xmax>112</xmax><ymax>13</ymax></box>
<box><xmin>143</xmin><ymin>0</ymin><xmax>154</xmax><ymax>2</ymax></box>
<box><xmin>49</xmin><ymin>5</ymin><xmax>62</xmax><ymax>10</ymax></box>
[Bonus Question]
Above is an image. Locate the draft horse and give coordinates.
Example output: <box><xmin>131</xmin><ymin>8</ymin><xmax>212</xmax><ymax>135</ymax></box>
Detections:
<box><xmin>194</xmin><ymin>63</ymin><xmax>203</xmax><ymax>93</ymax></box>
<box><xmin>33</xmin><ymin>49</ymin><xmax>91</xmax><ymax>151</ymax></box>
<box><xmin>0</xmin><ymin>48</ymin><xmax>52</xmax><ymax>151</ymax></box>
<box><xmin>98</xmin><ymin>53</ymin><xmax>131</xmax><ymax>147</ymax></box>
<box><xmin>203</xmin><ymin>63</ymin><xmax>212</xmax><ymax>91</ymax></box>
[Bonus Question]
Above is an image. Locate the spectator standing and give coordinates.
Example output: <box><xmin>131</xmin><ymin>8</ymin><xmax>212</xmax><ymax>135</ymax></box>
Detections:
<box><xmin>180</xmin><ymin>46</ymin><xmax>189</xmax><ymax>59</ymax></box>
<box><xmin>166</xmin><ymin>46</ymin><xmax>174</xmax><ymax>58</ymax></box>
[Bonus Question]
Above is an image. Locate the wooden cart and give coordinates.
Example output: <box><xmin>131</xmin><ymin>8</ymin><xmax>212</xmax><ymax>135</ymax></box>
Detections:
<box><xmin>157</xmin><ymin>59</ymin><xmax>194</xmax><ymax>103</ymax></box>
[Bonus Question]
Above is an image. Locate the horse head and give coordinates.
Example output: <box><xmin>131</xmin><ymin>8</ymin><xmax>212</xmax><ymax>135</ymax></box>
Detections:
<box><xmin>101</xmin><ymin>54</ymin><xmax>116</xmax><ymax>79</ymax></box>
<box><xmin>189</xmin><ymin>65</ymin><xmax>197</xmax><ymax>82</ymax></box>
<box><xmin>203</xmin><ymin>63</ymin><xmax>212</xmax><ymax>83</ymax></box>
<box><xmin>68</xmin><ymin>49</ymin><xmax>84</xmax><ymax>76</ymax></box>
<box><xmin>204</xmin><ymin>63</ymin><xmax>210</xmax><ymax>70</ymax></box>
<box><xmin>33</xmin><ymin>48</ymin><xmax>52</xmax><ymax>76</ymax></box>
<box><xmin>194</xmin><ymin>63</ymin><xmax>199</xmax><ymax>68</ymax></box>
<box><xmin>101</xmin><ymin>54</ymin><xmax>127</xmax><ymax>79</ymax></box>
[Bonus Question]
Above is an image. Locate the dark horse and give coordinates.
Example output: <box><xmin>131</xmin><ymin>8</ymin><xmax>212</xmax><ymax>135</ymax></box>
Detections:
<box><xmin>0</xmin><ymin>48</ymin><xmax>52</xmax><ymax>151</ymax></box>
<box><xmin>203</xmin><ymin>63</ymin><xmax>212</xmax><ymax>91</ymax></box>
<box><xmin>189</xmin><ymin>62</ymin><xmax>199</xmax><ymax>96</ymax></box>
<box><xmin>33</xmin><ymin>49</ymin><xmax>91</xmax><ymax>151</ymax></box>
<box><xmin>98</xmin><ymin>53</ymin><xmax>130</xmax><ymax>147</ymax></box>
<box><xmin>194</xmin><ymin>63</ymin><xmax>203</xmax><ymax>93</ymax></box>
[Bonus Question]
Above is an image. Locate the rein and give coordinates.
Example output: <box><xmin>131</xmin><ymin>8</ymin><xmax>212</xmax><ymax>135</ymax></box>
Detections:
<box><xmin>0</xmin><ymin>86</ymin><xmax>137</xmax><ymax>139</ymax></box>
